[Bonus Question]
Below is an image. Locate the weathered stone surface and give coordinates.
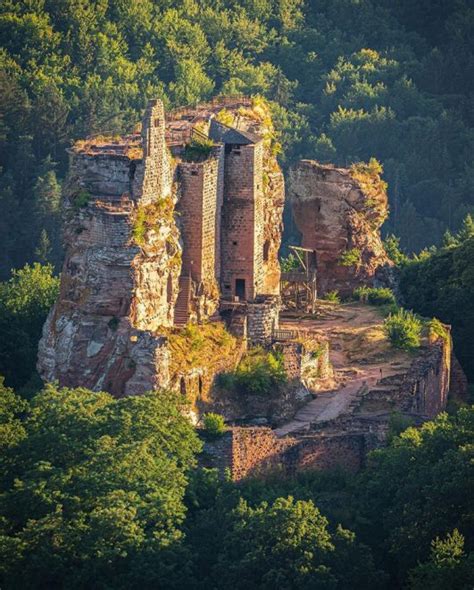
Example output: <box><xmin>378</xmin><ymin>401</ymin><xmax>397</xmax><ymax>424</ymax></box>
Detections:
<box><xmin>288</xmin><ymin>160</ymin><xmax>393</xmax><ymax>296</ymax></box>
<box><xmin>204</xmin><ymin>321</ymin><xmax>452</xmax><ymax>481</ymax></box>
<box><xmin>38</xmin><ymin>100</ymin><xmax>179</xmax><ymax>394</ymax></box>
<box><xmin>450</xmin><ymin>353</ymin><xmax>469</xmax><ymax>398</ymax></box>
<box><xmin>38</xmin><ymin>96</ymin><xmax>287</xmax><ymax>397</ymax></box>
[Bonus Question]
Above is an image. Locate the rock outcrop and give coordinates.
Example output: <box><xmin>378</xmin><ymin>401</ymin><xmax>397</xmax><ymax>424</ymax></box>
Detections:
<box><xmin>288</xmin><ymin>160</ymin><xmax>392</xmax><ymax>296</ymax></box>
<box><xmin>38</xmin><ymin>100</ymin><xmax>178</xmax><ymax>395</ymax></box>
<box><xmin>38</xmin><ymin>96</ymin><xmax>285</xmax><ymax>400</ymax></box>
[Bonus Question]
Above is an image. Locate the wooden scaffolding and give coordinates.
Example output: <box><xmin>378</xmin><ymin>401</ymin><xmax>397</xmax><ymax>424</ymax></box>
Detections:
<box><xmin>280</xmin><ymin>246</ymin><xmax>317</xmax><ymax>313</ymax></box>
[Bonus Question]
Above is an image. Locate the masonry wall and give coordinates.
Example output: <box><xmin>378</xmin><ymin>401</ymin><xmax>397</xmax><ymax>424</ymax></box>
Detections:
<box><xmin>177</xmin><ymin>147</ymin><xmax>224</xmax><ymax>287</ymax></box>
<box><xmin>132</xmin><ymin>99</ymin><xmax>172</xmax><ymax>204</ymax></box>
<box><xmin>247</xmin><ymin>296</ymin><xmax>280</xmax><ymax>344</ymax></box>
<box><xmin>221</xmin><ymin>142</ymin><xmax>264</xmax><ymax>301</ymax></box>
<box><xmin>72</xmin><ymin>153</ymin><xmax>132</xmax><ymax>197</ymax></box>
<box><xmin>226</xmin><ymin>427</ymin><xmax>376</xmax><ymax>481</ymax></box>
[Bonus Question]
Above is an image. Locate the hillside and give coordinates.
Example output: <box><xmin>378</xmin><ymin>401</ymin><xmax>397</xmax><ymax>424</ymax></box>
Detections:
<box><xmin>1</xmin><ymin>0</ymin><xmax>474</xmax><ymax>279</ymax></box>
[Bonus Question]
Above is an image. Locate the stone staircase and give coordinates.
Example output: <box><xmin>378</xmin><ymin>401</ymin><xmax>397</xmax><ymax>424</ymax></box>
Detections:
<box><xmin>174</xmin><ymin>276</ymin><xmax>191</xmax><ymax>326</ymax></box>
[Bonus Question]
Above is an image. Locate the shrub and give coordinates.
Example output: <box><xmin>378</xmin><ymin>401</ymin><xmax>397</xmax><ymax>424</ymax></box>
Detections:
<box><xmin>383</xmin><ymin>308</ymin><xmax>422</xmax><ymax>350</ymax></box>
<box><xmin>426</xmin><ymin>318</ymin><xmax>450</xmax><ymax>343</ymax></box>
<box><xmin>202</xmin><ymin>413</ymin><xmax>226</xmax><ymax>438</ymax></box>
<box><xmin>218</xmin><ymin>348</ymin><xmax>287</xmax><ymax>396</ymax></box>
<box><xmin>73</xmin><ymin>188</ymin><xmax>90</xmax><ymax>209</ymax></box>
<box><xmin>339</xmin><ymin>248</ymin><xmax>361</xmax><ymax>267</ymax></box>
<box><xmin>323</xmin><ymin>290</ymin><xmax>340</xmax><ymax>303</ymax></box>
<box><xmin>182</xmin><ymin>134</ymin><xmax>214</xmax><ymax>161</ymax></box>
<box><xmin>280</xmin><ymin>253</ymin><xmax>300</xmax><ymax>272</ymax></box>
<box><xmin>354</xmin><ymin>286</ymin><xmax>396</xmax><ymax>305</ymax></box>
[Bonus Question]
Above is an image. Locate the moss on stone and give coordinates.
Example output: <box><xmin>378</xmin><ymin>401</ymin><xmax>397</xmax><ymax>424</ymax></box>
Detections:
<box><xmin>168</xmin><ymin>322</ymin><xmax>238</xmax><ymax>375</ymax></box>
<box><xmin>131</xmin><ymin>197</ymin><xmax>174</xmax><ymax>246</ymax></box>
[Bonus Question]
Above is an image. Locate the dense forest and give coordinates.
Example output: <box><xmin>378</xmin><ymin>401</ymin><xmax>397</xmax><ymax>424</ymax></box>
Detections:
<box><xmin>1</xmin><ymin>382</ymin><xmax>473</xmax><ymax>589</ymax></box>
<box><xmin>0</xmin><ymin>2</ymin><xmax>473</xmax><ymax>588</ymax></box>
<box><xmin>1</xmin><ymin>0</ymin><xmax>474</xmax><ymax>278</ymax></box>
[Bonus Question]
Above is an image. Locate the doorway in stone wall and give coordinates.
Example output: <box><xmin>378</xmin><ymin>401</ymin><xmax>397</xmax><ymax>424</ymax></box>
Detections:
<box><xmin>235</xmin><ymin>278</ymin><xmax>246</xmax><ymax>300</ymax></box>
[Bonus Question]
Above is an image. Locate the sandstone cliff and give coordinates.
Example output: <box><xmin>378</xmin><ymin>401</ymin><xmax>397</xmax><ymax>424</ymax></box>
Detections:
<box><xmin>38</xmin><ymin>97</ymin><xmax>285</xmax><ymax>401</ymax></box>
<box><xmin>38</xmin><ymin>101</ymin><xmax>179</xmax><ymax>395</ymax></box>
<box><xmin>288</xmin><ymin>160</ymin><xmax>392</xmax><ymax>296</ymax></box>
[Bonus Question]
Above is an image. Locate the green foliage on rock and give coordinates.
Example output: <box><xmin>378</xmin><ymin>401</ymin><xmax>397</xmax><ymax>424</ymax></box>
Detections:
<box><xmin>384</xmin><ymin>308</ymin><xmax>422</xmax><ymax>350</ymax></box>
<box><xmin>182</xmin><ymin>135</ymin><xmax>215</xmax><ymax>162</ymax></box>
<box><xmin>339</xmin><ymin>247</ymin><xmax>362</xmax><ymax>267</ymax></box>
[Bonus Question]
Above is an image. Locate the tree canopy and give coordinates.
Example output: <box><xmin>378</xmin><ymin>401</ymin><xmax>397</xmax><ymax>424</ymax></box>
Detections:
<box><xmin>0</xmin><ymin>0</ymin><xmax>473</xmax><ymax>275</ymax></box>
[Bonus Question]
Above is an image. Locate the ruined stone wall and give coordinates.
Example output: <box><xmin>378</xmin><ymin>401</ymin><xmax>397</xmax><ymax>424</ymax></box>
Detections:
<box><xmin>132</xmin><ymin>99</ymin><xmax>172</xmax><ymax>203</ymax></box>
<box><xmin>358</xmin><ymin>338</ymin><xmax>451</xmax><ymax>418</ymax></box>
<box><xmin>223</xmin><ymin>427</ymin><xmax>376</xmax><ymax>481</ymax></box>
<box><xmin>288</xmin><ymin>160</ymin><xmax>392</xmax><ymax>296</ymax></box>
<box><xmin>252</xmin><ymin>142</ymin><xmax>265</xmax><ymax>295</ymax></box>
<box><xmin>247</xmin><ymin>296</ymin><xmax>280</xmax><ymax>345</ymax></box>
<box><xmin>72</xmin><ymin>153</ymin><xmax>131</xmax><ymax>197</ymax></box>
<box><xmin>178</xmin><ymin>164</ymin><xmax>205</xmax><ymax>280</ymax></box>
<box><xmin>204</xmin><ymin>333</ymin><xmax>452</xmax><ymax>481</ymax></box>
<box><xmin>177</xmin><ymin>147</ymin><xmax>223</xmax><ymax>288</ymax></box>
<box><xmin>275</xmin><ymin>339</ymin><xmax>332</xmax><ymax>391</ymax></box>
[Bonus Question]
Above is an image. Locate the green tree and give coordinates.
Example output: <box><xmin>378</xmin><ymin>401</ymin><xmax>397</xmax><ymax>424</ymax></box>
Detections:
<box><xmin>210</xmin><ymin>496</ymin><xmax>384</xmax><ymax>589</ymax></box>
<box><xmin>0</xmin><ymin>385</ymin><xmax>202</xmax><ymax>590</ymax></box>
<box><xmin>356</xmin><ymin>407</ymin><xmax>474</xmax><ymax>585</ymax></box>
<box><xmin>0</xmin><ymin>263</ymin><xmax>59</xmax><ymax>389</ymax></box>
<box><xmin>408</xmin><ymin>530</ymin><xmax>474</xmax><ymax>590</ymax></box>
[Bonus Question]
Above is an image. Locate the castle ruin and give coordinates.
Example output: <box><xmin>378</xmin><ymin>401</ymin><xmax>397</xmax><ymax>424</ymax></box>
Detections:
<box><xmin>38</xmin><ymin>97</ymin><xmax>284</xmax><ymax>396</ymax></box>
<box><xmin>37</xmin><ymin>96</ymin><xmax>457</xmax><ymax>479</ymax></box>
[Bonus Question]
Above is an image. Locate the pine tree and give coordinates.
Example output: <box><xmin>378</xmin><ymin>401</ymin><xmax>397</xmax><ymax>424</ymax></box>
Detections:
<box><xmin>35</xmin><ymin>229</ymin><xmax>52</xmax><ymax>264</ymax></box>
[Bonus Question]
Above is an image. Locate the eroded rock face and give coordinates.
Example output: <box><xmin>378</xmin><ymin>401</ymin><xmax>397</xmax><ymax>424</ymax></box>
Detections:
<box><xmin>37</xmin><ymin>97</ymin><xmax>285</xmax><ymax>399</ymax></box>
<box><xmin>38</xmin><ymin>100</ymin><xmax>179</xmax><ymax>395</ymax></box>
<box><xmin>288</xmin><ymin>160</ymin><xmax>392</xmax><ymax>296</ymax></box>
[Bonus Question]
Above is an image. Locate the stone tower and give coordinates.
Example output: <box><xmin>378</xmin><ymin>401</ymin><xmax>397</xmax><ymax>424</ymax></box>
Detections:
<box><xmin>132</xmin><ymin>99</ymin><xmax>172</xmax><ymax>204</ymax></box>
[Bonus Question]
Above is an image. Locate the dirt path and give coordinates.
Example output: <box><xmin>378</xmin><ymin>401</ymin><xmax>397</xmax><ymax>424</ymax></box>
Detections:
<box><xmin>274</xmin><ymin>303</ymin><xmax>411</xmax><ymax>437</ymax></box>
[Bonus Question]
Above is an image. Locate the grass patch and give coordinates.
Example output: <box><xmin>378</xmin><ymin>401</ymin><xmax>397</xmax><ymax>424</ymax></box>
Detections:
<box><xmin>218</xmin><ymin>347</ymin><xmax>287</xmax><ymax>396</ymax></box>
<box><xmin>384</xmin><ymin>308</ymin><xmax>422</xmax><ymax>351</ymax></box>
<box><xmin>131</xmin><ymin>197</ymin><xmax>174</xmax><ymax>246</ymax></box>
<box><xmin>182</xmin><ymin>135</ymin><xmax>214</xmax><ymax>162</ymax></box>
<box><xmin>354</xmin><ymin>286</ymin><xmax>396</xmax><ymax>306</ymax></box>
<box><xmin>168</xmin><ymin>322</ymin><xmax>238</xmax><ymax>376</ymax></box>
